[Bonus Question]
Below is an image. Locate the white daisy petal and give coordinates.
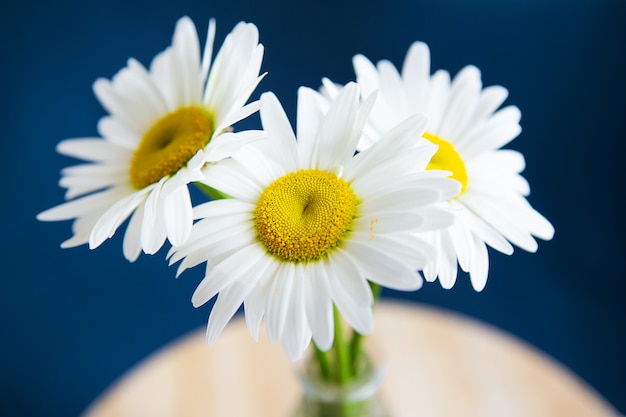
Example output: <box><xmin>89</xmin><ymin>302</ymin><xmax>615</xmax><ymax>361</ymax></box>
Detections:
<box><xmin>438</xmin><ymin>65</ymin><xmax>482</xmax><ymax>140</ymax></box>
<box><xmin>176</xmin><ymin>209</ymin><xmax>254</xmax><ymax>255</ymax></box>
<box><xmin>458</xmin><ymin>205</ymin><xmax>514</xmax><ymax>255</ymax></box>
<box><xmin>421</xmin><ymin>232</ymin><xmax>440</xmax><ymax>283</ymax></box>
<box><xmin>162</xmin><ymin>17</ymin><xmax>192</xmax><ymax>109</ymax></box>
<box><xmin>304</xmin><ymin>263</ymin><xmax>334</xmax><ymax>351</ymax></box>
<box><xmin>60</xmin><ymin>214</ymin><xmax>100</xmax><ymax>249</ymax></box>
<box><xmin>320</xmin><ymin>78</ymin><xmax>342</xmax><ymax>103</ymax></box>
<box><xmin>171</xmin><ymin>16</ymin><xmax>202</xmax><ymax>105</ymax></box>
<box><xmin>109</xmin><ymin>70</ymin><xmax>162</xmax><ymax>131</ymax></box>
<box><xmin>349</xmin><ymin>160</ymin><xmax>428</xmax><ymax>199</ymax></box>
<box><xmin>206</xmin><ymin>284</ymin><xmax>246</xmax><ymax>344</ymax></box>
<box><xmin>352</xmin><ymin>92</ymin><xmax>378</xmax><ymax>149</ymax></box>
<box><xmin>38</xmin><ymin>187</ymin><xmax>131</xmax><ymax>221</ymax></box>
<box><xmin>56</xmin><ymin>139</ymin><xmax>131</xmax><ymax>162</ymax></box>
<box><xmin>345</xmin><ymin>114</ymin><xmax>430</xmax><ymax>183</ymax></box>
<box><xmin>350</xmin><ymin>158</ymin><xmax>454</xmax><ymax>205</ymax></box>
<box><xmin>216</xmin><ymin>100</ymin><xmax>263</xmax><ymax>134</ymax></box>
<box><xmin>467</xmin><ymin>190</ymin><xmax>554</xmax><ymax>243</ymax></box>
<box><xmin>378</xmin><ymin>59</ymin><xmax>409</xmax><ymax>119</ymax></box>
<box><xmin>265</xmin><ymin>263</ymin><xmax>294</xmax><ymax>343</ymax></box>
<box><xmin>469</xmin><ymin>150</ymin><xmax>531</xmax><ymax>195</ymax></box>
<box><xmin>360</xmin><ymin>187</ymin><xmax>442</xmax><ymax>214</ymax></box>
<box><xmin>192</xmin><ymin>199</ymin><xmax>254</xmax><ymax>220</ymax></box>
<box><xmin>297</xmin><ymin>87</ymin><xmax>327</xmax><ymax>164</ymax></box>
<box><xmin>282</xmin><ymin>266</ymin><xmax>310</xmax><ymax>360</ymax></box>
<box><xmin>173</xmin><ymin>223</ymin><xmax>255</xmax><ymax>274</ymax></box>
<box><xmin>326</xmin><ymin>258</ymin><xmax>374</xmax><ymax>335</ymax></box>
<box><xmin>468</xmin><ymin>235</ymin><xmax>489</xmax><ymax>291</ymax></box>
<box><xmin>203</xmin><ymin>158</ymin><xmax>264</xmax><ymax>201</ymax></box>
<box><xmin>259</xmin><ymin>92</ymin><xmax>299</xmax><ymax>170</ymax></box>
<box><xmin>425</xmin><ymin>69</ymin><xmax>451</xmax><ymax>132</ymax></box>
<box><xmin>60</xmin><ymin>163</ymin><xmax>128</xmax><ymax>199</ymax></box>
<box><xmin>313</xmin><ymin>83</ymin><xmax>360</xmax><ymax>170</ymax></box>
<box><xmin>354</xmin><ymin>212</ymin><xmax>424</xmax><ymax>234</ymax></box>
<box><xmin>149</xmin><ymin>48</ymin><xmax>177</xmax><ymax>111</ymax></box>
<box><xmin>192</xmin><ymin>243</ymin><xmax>266</xmax><ymax>307</ymax></box>
<box><xmin>229</xmin><ymin>139</ymin><xmax>286</xmax><ymax>185</ymax></box>
<box><xmin>436</xmin><ymin>229</ymin><xmax>459</xmax><ymax>289</ymax></box>
<box><xmin>328</xmin><ymin>251</ymin><xmax>374</xmax><ymax>307</ymax></box>
<box><xmin>122</xmin><ymin>202</ymin><xmax>145</xmax><ymax>262</ymax></box>
<box><xmin>141</xmin><ymin>178</ymin><xmax>168</xmax><ymax>254</ymax></box>
<box><xmin>471</xmin><ymin>85</ymin><xmax>509</xmax><ymax>125</ymax></box>
<box><xmin>244</xmin><ymin>260</ymin><xmax>276</xmax><ymax>341</ymax></box>
<box><xmin>200</xmin><ymin>19</ymin><xmax>216</xmax><ymax>83</ymax></box>
<box><xmin>401</xmin><ymin>41</ymin><xmax>430</xmax><ymax>112</ymax></box>
<box><xmin>162</xmin><ymin>185</ymin><xmax>193</xmax><ymax>246</ymax></box>
<box><xmin>463</xmin><ymin>193</ymin><xmax>539</xmax><ymax>252</ymax></box>
<box><xmin>97</xmin><ymin>117</ymin><xmax>140</xmax><ymax>149</ymax></box>
<box><xmin>120</xmin><ymin>58</ymin><xmax>170</xmax><ymax>122</ymax></box>
<box><xmin>213</xmin><ymin>68</ymin><xmax>266</xmax><ymax>133</ymax></box>
<box><xmin>414</xmin><ymin>205</ymin><xmax>457</xmax><ymax>233</ymax></box>
<box><xmin>448</xmin><ymin>212</ymin><xmax>474</xmax><ymax>273</ymax></box>
<box><xmin>350</xmin><ymin>232</ymin><xmax>434</xmax><ymax>270</ymax></box>
<box><xmin>459</xmin><ymin>105</ymin><xmax>522</xmax><ymax>157</ymax></box>
<box><xmin>471</xmin><ymin>149</ymin><xmax>526</xmax><ymax>175</ymax></box>
<box><xmin>92</xmin><ymin>79</ymin><xmax>144</xmax><ymax>133</ymax></box>
<box><xmin>89</xmin><ymin>188</ymin><xmax>150</xmax><ymax>249</ymax></box>
<box><xmin>331</xmin><ymin>58</ymin><xmax>391</xmax><ymax>144</ymax></box>
<box><xmin>353</xmin><ymin>54</ymin><xmax>380</xmax><ymax>99</ymax></box>
<box><xmin>59</xmin><ymin>164</ymin><xmax>128</xmax><ymax>180</ymax></box>
<box><xmin>204</xmin><ymin>22</ymin><xmax>261</xmax><ymax>118</ymax></box>
<box><xmin>341</xmin><ymin>240</ymin><xmax>422</xmax><ymax>291</ymax></box>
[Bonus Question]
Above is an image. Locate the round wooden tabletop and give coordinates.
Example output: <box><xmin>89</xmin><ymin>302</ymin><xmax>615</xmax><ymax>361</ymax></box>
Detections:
<box><xmin>82</xmin><ymin>302</ymin><xmax>620</xmax><ymax>417</ymax></box>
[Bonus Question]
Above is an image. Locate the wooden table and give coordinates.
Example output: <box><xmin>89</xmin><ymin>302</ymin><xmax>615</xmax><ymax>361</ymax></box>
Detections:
<box><xmin>82</xmin><ymin>302</ymin><xmax>620</xmax><ymax>417</ymax></box>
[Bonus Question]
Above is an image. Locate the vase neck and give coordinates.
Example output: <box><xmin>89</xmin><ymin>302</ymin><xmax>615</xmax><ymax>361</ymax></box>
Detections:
<box><xmin>294</xmin><ymin>352</ymin><xmax>391</xmax><ymax>417</ymax></box>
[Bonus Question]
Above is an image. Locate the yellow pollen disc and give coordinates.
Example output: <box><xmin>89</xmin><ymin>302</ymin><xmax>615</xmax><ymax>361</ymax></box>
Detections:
<box><xmin>129</xmin><ymin>106</ymin><xmax>214</xmax><ymax>189</ymax></box>
<box><xmin>423</xmin><ymin>132</ymin><xmax>468</xmax><ymax>195</ymax></box>
<box><xmin>254</xmin><ymin>169</ymin><xmax>358</xmax><ymax>263</ymax></box>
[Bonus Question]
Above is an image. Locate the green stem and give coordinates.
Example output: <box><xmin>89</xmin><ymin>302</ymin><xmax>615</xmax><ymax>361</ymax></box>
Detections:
<box><xmin>313</xmin><ymin>342</ymin><xmax>331</xmax><ymax>380</ymax></box>
<box><xmin>332</xmin><ymin>305</ymin><xmax>352</xmax><ymax>383</ymax></box>
<box><xmin>194</xmin><ymin>182</ymin><xmax>232</xmax><ymax>200</ymax></box>
<box><xmin>349</xmin><ymin>282</ymin><xmax>382</xmax><ymax>375</ymax></box>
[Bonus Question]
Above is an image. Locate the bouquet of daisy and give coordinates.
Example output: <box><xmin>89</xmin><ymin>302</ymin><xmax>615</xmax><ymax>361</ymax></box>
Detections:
<box><xmin>38</xmin><ymin>16</ymin><xmax>553</xmax><ymax>417</ymax></box>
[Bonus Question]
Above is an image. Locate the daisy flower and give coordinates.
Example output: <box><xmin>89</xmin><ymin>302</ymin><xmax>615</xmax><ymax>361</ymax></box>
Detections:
<box><xmin>322</xmin><ymin>42</ymin><xmax>554</xmax><ymax>291</ymax></box>
<box><xmin>37</xmin><ymin>16</ymin><xmax>266</xmax><ymax>261</ymax></box>
<box><xmin>169</xmin><ymin>83</ymin><xmax>460</xmax><ymax>360</ymax></box>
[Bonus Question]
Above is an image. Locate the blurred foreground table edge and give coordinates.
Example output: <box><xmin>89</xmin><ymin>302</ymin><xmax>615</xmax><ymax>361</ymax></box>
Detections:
<box><xmin>82</xmin><ymin>301</ymin><xmax>620</xmax><ymax>417</ymax></box>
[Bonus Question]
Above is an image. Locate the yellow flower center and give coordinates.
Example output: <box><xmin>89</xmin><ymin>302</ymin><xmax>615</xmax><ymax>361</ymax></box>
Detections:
<box><xmin>254</xmin><ymin>169</ymin><xmax>358</xmax><ymax>263</ymax></box>
<box><xmin>423</xmin><ymin>132</ymin><xmax>468</xmax><ymax>195</ymax></box>
<box><xmin>129</xmin><ymin>106</ymin><xmax>214</xmax><ymax>189</ymax></box>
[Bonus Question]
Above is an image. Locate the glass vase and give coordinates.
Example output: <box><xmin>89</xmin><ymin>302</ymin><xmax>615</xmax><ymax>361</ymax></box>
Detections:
<box><xmin>292</xmin><ymin>349</ymin><xmax>391</xmax><ymax>417</ymax></box>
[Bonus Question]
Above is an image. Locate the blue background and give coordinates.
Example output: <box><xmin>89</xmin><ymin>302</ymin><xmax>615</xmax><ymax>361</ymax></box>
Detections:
<box><xmin>1</xmin><ymin>0</ymin><xmax>624</xmax><ymax>415</ymax></box>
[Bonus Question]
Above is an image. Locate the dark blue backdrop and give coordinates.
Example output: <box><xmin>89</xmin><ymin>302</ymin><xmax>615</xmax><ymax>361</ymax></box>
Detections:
<box><xmin>1</xmin><ymin>0</ymin><xmax>624</xmax><ymax>416</ymax></box>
